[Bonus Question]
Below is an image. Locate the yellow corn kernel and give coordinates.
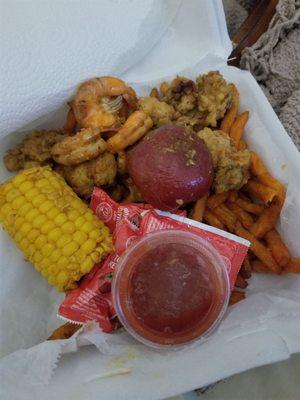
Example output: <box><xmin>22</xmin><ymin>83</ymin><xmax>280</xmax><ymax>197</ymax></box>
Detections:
<box><xmin>73</xmin><ymin>231</ymin><xmax>88</xmax><ymax>245</ymax></box>
<box><xmin>57</xmin><ymin>234</ymin><xmax>72</xmax><ymax>248</ymax></box>
<box><xmin>11</xmin><ymin>196</ymin><xmax>26</xmax><ymax>210</ymax></box>
<box><xmin>61</xmin><ymin>221</ymin><xmax>75</xmax><ymax>234</ymax></box>
<box><xmin>19</xmin><ymin>222</ymin><xmax>32</xmax><ymax>236</ymax></box>
<box><xmin>54</xmin><ymin>213</ymin><xmax>67</xmax><ymax>226</ymax></box>
<box><xmin>19</xmin><ymin>181</ymin><xmax>33</xmax><ymax>193</ymax></box>
<box><xmin>62</xmin><ymin>242</ymin><xmax>79</xmax><ymax>257</ymax></box>
<box><xmin>46</xmin><ymin>207</ymin><xmax>60</xmax><ymax>219</ymax></box>
<box><xmin>74</xmin><ymin>216</ymin><xmax>86</xmax><ymax>229</ymax></box>
<box><xmin>41</xmin><ymin>221</ymin><xmax>56</xmax><ymax>235</ymax></box>
<box><xmin>80</xmin><ymin>258</ymin><xmax>94</xmax><ymax>273</ymax></box>
<box><xmin>81</xmin><ymin>239</ymin><xmax>97</xmax><ymax>254</ymax></box>
<box><xmin>0</xmin><ymin>167</ymin><xmax>113</xmax><ymax>292</ymax></box>
<box><xmin>49</xmin><ymin>249</ymin><xmax>61</xmax><ymax>263</ymax></box>
<box><xmin>18</xmin><ymin>203</ymin><xmax>32</xmax><ymax>216</ymax></box>
<box><xmin>48</xmin><ymin>227</ymin><xmax>61</xmax><ymax>242</ymax></box>
<box><xmin>27</xmin><ymin>229</ymin><xmax>40</xmax><ymax>242</ymax></box>
<box><xmin>35</xmin><ymin>235</ymin><xmax>47</xmax><ymax>248</ymax></box>
<box><xmin>25</xmin><ymin>188</ymin><xmax>39</xmax><ymax>200</ymax></box>
<box><xmin>25</xmin><ymin>209</ymin><xmax>39</xmax><ymax>223</ymax></box>
<box><xmin>81</xmin><ymin>221</ymin><xmax>95</xmax><ymax>234</ymax></box>
<box><xmin>39</xmin><ymin>200</ymin><xmax>53</xmax><ymax>214</ymax></box>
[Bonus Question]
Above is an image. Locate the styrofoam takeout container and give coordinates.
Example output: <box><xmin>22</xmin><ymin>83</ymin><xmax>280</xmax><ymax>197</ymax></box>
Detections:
<box><xmin>1</xmin><ymin>1</ymin><xmax>300</xmax><ymax>400</ymax></box>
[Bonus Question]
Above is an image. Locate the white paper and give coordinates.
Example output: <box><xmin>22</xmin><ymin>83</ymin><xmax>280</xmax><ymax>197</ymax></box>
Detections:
<box><xmin>1</xmin><ymin>1</ymin><xmax>300</xmax><ymax>400</ymax></box>
<box><xmin>0</xmin><ymin>0</ymin><xmax>181</xmax><ymax>138</ymax></box>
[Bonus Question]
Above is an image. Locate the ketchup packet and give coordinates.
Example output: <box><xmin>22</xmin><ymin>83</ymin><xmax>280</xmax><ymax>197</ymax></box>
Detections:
<box><xmin>58</xmin><ymin>188</ymin><xmax>250</xmax><ymax>332</ymax></box>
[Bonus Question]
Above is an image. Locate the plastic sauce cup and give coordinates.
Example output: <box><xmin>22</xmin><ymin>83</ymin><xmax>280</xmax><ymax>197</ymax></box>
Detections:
<box><xmin>112</xmin><ymin>229</ymin><xmax>230</xmax><ymax>349</ymax></box>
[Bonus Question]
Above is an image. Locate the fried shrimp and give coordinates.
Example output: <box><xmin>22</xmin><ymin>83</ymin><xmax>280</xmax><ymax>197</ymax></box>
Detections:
<box><xmin>71</xmin><ymin>76</ymin><xmax>137</xmax><ymax>129</ymax></box>
<box><xmin>51</xmin><ymin>127</ymin><xmax>107</xmax><ymax>165</ymax></box>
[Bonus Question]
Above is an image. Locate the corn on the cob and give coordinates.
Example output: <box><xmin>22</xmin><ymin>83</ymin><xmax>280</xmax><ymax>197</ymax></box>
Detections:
<box><xmin>0</xmin><ymin>167</ymin><xmax>113</xmax><ymax>291</ymax></box>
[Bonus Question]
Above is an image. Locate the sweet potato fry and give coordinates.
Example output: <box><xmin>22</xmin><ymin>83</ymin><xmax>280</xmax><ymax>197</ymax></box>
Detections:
<box><xmin>220</xmin><ymin>84</ymin><xmax>239</xmax><ymax>133</ymax></box>
<box><xmin>250</xmin><ymin>197</ymin><xmax>282</xmax><ymax>238</ymax></box>
<box><xmin>235</xmin><ymin>273</ymin><xmax>248</xmax><ymax>289</ymax></box>
<box><xmin>238</xmin><ymin>139</ymin><xmax>247</xmax><ymax>151</ymax></box>
<box><xmin>265</xmin><ymin>229</ymin><xmax>291</xmax><ymax>267</ymax></box>
<box><xmin>240</xmin><ymin>255</ymin><xmax>252</xmax><ymax>279</ymax></box>
<box><xmin>235</xmin><ymin>223</ymin><xmax>281</xmax><ymax>274</ymax></box>
<box><xmin>229</xmin><ymin>290</ymin><xmax>245</xmax><ymax>305</ymax></box>
<box><xmin>191</xmin><ymin>194</ymin><xmax>208</xmax><ymax>222</ymax></box>
<box><xmin>63</xmin><ymin>108</ymin><xmax>76</xmax><ymax>135</ymax></box>
<box><xmin>236</xmin><ymin>197</ymin><xmax>265</xmax><ymax>215</ymax></box>
<box><xmin>212</xmin><ymin>204</ymin><xmax>237</xmax><ymax>232</ymax></box>
<box><xmin>250</xmin><ymin>152</ymin><xmax>285</xmax><ymax>195</ymax></box>
<box><xmin>48</xmin><ymin>322</ymin><xmax>81</xmax><ymax>340</ymax></box>
<box><xmin>226</xmin><ymin>201</ymin><xmax>254</xmax><ymax>229</ymax></box>
<box><xmin>228</xmin><ymin>190</ymin><xmax>238</xmax><ymax>202</ymax></box>
<box><xmin>207</xmin><ymin>192</ymin><xmax>229</xmax><ymax>209</ymax></box>
<box><xmin>283</xmin><ymin>258</ymin><xmax>300</xmax><ymax>274</ymax></box>
<box><xmin>150</xmin><ymin>88</ymin><xmax>160</xmax><ymax>100</ymax></box>
<box><xmin>229</xmin><ymin>111</ymin><xmax>249</xmax><ymax>148</ymax></box>
<box><xmin>243</xmin><ymin>180</ymin><xmax>277</xmax><ymax>204</ymax></box>
<box><xmin>203</xmin><ymin>210</ymin><xmax>225</xmax><ymax>230</ymax></box>
<box><xmin>251</xmin><ymin>260</ymin><xmax>271</xmax><ymax>273</ymax></box>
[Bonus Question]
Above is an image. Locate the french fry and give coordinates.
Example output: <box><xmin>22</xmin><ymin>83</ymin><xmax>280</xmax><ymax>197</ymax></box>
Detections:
<box><xmin>160</xmin><ymin>81</ymin><xmax>169</xmax><ymax>96</ymax></box>
<box><xmin>250</xmin><ymin>197</ymin><xmax>282</xmax><ymax>239</ymax></box>
<box><xmin>191</xmin><ymin>194</ymin><xmax>208</xmax><ymax>222</ymax></box>
<box><xmin>238</xmin><ymin>139</ymin><xmax>247</xmax><ymax>151</ymax></box>
<box><xmin>243</xmin><ymin>180</ymin><xmax>277</xmax><ymax>204</ymax></box>
<box><xmin>235</xmin><ymin>223</ymin><xmax>281</xmax><ymax>274</ymax></box>
<box><xmin>240</xmin><ymin>255</ymin><xmax>252</xmax><ymax>279</ymax></box>
<box><xmin>48</xmin><ymin>322</ymin><xmax>81</xmax><ymax>340</ymax></box>
<box><xmin>220</xmin><ymin>84</ymin><xmax>239</xmax><ymax>133</ymax></box>
<box><xmin>203</xmin><ymin>210</ymin><xmax>225</xmax><ymax>230</ymax></box>
<box><xmin>226</xmin><ymin>201</ymin><xmax>254</xmax><ymax>229</ymax></box>
<box><xmin>229</xmin><ymin>111</ymin><xmax>249</xmax><ymax>148</ymax></box>
<box><xmin>212</xmin><ymin>204</ymin><xmax>237</xmax><ymax>232</ymax></box>
<box><xmin>236</xmin><ymin>197</ymin><xmax>265</xmax><ymax>215</ymax></box>
<box><xmin>228</xmin><ymin>190</ymin><xmax>238</xmax><ymax>202</ymax></box>
<box><xmin>229</xmin><ymin>290</ymin><xmax>245</xmax><ymax>305</ymax></box>
<box><xmin>235</xmin><ymin>273</ymin><xmax>248</xmax><ymax>289</ymax></box>
<box><xmin>63</xmin><ymin>108</ymin><xmax>76</xmax><ymax>135</ymax></box>
<box><xmin>265</xmin><ymin>229</ymin><xmax>291</xmax><ymax>267</ymax></box>
<box><xmin>207</xmin><ymin>192</ymin><xmax>230</xmax><ymax>209</ymax></box>
<box><xmin>251</xmin><ymin>260</ymin><xmax>271</xmax><ymax>273</ymax></box>
<box><xmin>150</xmin><ymin>88</ymin><xmax>160</xmax><ymax>100</ymax></box>
<box><xmin>250</xmin><ymin>152</ymin><xmax>285</xmax><ymax>196</ymax></box>
<box><xmin>283</xmin><ymin>258</ymin><xmax>300</xmax><ymax>274</ymax></box>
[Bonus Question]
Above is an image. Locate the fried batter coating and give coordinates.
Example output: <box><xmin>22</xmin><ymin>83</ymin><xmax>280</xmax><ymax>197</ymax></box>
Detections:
<box><xmin>4</xmin><ymin>130</ymin><xmax>65</xmax><ymax>172</ymax></box>
<box><xmin>196</xmin><ymin>71</ymin><xmax>232</xmax><ymax>127</ymax></box>
<box><xmin>162</xmin><ymin>72</ymin><xmax>232</xmax><ymax>129</ymax></box>
<box><xmin>197</xmin><ymin>128</ymin><xmax>250</xmax><ymax>193</ymax></box>
<box><xmin>58</xmin><ymin>152</ymin><xmax>117</xmax><ymax>198</ymax></box>
<box><xmin>138</xmin><ymin>96</ymin><xmax>175</xmax><ymax>127</ymax></box>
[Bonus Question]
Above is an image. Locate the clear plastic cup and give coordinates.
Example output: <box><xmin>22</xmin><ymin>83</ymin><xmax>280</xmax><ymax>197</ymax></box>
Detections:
<box><xmin>112</xmin><ymin>229</ymin><xmax>229</xmax><ymax>349</ymax></box>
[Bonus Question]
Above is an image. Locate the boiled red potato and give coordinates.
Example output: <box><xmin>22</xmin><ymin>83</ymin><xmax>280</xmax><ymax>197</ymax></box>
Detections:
<box><xmin>127</xmin><ymin>124</ymin><xmax>213</xmax><ymax>211</ymax></box>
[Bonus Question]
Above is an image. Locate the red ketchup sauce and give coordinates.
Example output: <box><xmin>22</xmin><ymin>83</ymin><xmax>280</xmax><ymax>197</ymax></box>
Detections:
<box><xmin>113</xmin><ymin>230</ymin><xmax>229</xmax><ymax>348</ymax></box>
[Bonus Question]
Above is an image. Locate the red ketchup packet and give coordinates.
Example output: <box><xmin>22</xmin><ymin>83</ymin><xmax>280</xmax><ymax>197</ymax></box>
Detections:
<box><xmin>58</xmin><ymin>188</ymin><xmax>250</xmax><ymax>332</ymax></box>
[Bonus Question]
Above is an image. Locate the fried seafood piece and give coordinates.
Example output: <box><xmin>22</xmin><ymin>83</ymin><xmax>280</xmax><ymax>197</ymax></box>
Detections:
<box><xmin>197</xmin><ymin>128</ymin><xmax>250</xmax><ymax>193</ymax></box>
<box><xmin>162</xmin><ymin>72</ymin><xmax>232</xmax><ymax>129</ymax></box>
<box><xmin>57</xmin><ymin>152</ymin><xmax>117</xmax><ymax>198</ymax></box>
<box><xmin>196</xmin><ymin>71</ymin><xmax>232</xmax><ymax>127</ymax></box>
<box><xmin>4</xmin><ymin>130</ymin><xmax>66</xmax><ymax>172</ymax></box>
<box><xmin>138</xmin><ymin>96</ymin><xmax>175</xmax><ymax>127</ymax></box>
<box><xmin>51</xmin><ymin>127</ymin><xmax>107</xmax><ymax>165</ymax></box>
<box><xmin>163</xmin><ymin>76</ymin><xmax>198</xmax><ymax>114</ymax></box>
<box><xmin>71</xmin><ymin>76</ymin><xmax>137</xmax><ymax>129</ymax></box>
